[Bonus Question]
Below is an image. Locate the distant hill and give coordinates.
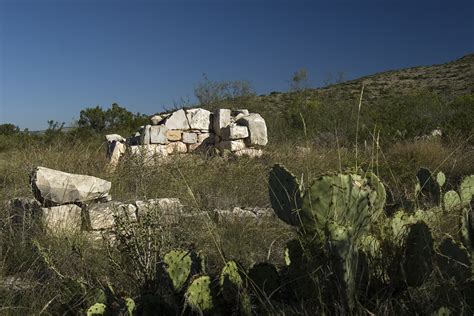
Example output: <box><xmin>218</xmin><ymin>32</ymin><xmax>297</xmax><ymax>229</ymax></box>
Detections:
<box><xmin>246</xmin><ymin>53</ymin><xmax>473</xmax><ymax>115</ymax></box>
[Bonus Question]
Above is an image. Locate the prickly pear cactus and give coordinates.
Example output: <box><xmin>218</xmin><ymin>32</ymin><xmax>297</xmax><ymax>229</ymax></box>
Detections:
<box><xmin>300</xmin><ymin>173</ymin><xmax>373</xmax><ymax>238</ymax></box>
<box><xmin>87</xmin><ymin>303</ymin><xmax>106</xmax><ymax>316</ymax></box>
<box><xmin>185</xmin><ymin>275</ymin><xmax>213</xmax><ymax>313</ymax></box>
<box><xmin>220</xmin><ymin>260</ymin><xmax>243</xmax><ymax>303</ymax></box>
<box><xmin>460</xmin><ymin>208</ymin><xmax>473</xmax><ymax>252</ymax></box>
<box><xmin>402</xmin><ymin>222</ymin><xmax>434</xmax><ymax>287</ymax></box>
<box><xmin>268</xmin><ymin>164</ymin><xmax>303</xmax><ymax>226</ymax></box>
<box><xmin>163</xmin><ymin>249</ymin><xmax>193</xmax><ymax>292</ymax></box>
<box><xmin>437</xmin><ymin>171</ymin><xmax>446</xmax><ymax>187</ymax></box>
<box><xmin>459</xmin><ymin>175</ymin><xmax>474</xmax><ymax>206</ymax></box>
<box><xmin>436</xmin><ymin>237</ymin><xmax>471</xmax><ymax>283</ymax></box>
<box><xmin>366</xmin><ymin>172</ymin><xmax>387</xmax><ymax>220</ymax></box>
<box><xmin>416</xmin><ymin>167</ymin><xmax>441</xmax><ymax>205</ymax></box>
<box><xmin>325</xmin><ymin>221</ymin><xmax>357</xmax><ymax>310</ymax></box>
<box><xmin>247</xmin><ymin>263</ymin><xmax>280</xmax><ymax>298</ymax></box>
<box><xmin>443</xmin><ymin>190</ymin><xmax>462</xmax><ymax>211</ymax></box>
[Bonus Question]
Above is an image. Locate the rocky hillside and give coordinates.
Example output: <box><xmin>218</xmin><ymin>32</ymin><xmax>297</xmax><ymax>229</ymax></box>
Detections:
<box><xmin>256</xmin><ymin>53</ymin><xmax>473</xmax><ymax>108</ymax></box>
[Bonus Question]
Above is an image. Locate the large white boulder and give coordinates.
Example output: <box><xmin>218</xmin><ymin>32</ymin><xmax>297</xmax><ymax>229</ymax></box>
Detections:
<box><xmin>165</xmin><ymin>109</ymin><xmax>190</xmax><ymax>130</ymax></box>
<box><xmin>236</xmin><ymin>113</ymin><xmax>268</xmax><ymax>146</ymax></box>
<box><xmin>186</xmin><ymin>108</ymin><xmax>212</xmax><ymax>130</ymax></box>
<box><xmin>31</xmin><ymin>167</ymin><xmax>111</xmax><ymax>205</ymax></box>
<box><xmin>213</xmin><ymin>109</ymin><xmax>231</xmax><ymax>136</ymax></box>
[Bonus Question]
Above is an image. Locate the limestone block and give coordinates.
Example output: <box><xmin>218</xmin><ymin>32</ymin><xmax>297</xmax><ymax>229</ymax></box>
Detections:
<box><xmin>186</xmin><ymin>108</ymin><xmax>212</xmax><ymax>130</ymax></box>
<box><xmin>182</xmin><ymin>132</ymin><xmax>198</xmax><ymax>144</ymax></box>
<box><xmin>105</xmin><ymin>134</ymin><xmax>125</xmax><ymax>143</ymax></box>
<box><xmin>151</xmin><ymin>115</ymin><xmax>163</xmax><ymax>125</ymax></box>
<box><xmin>165</xmin><ymin>141</ymin><xmax>188</xmax><ymax>154</ymax></box>
<box><xmin>213</xmin><ymin>109</ymin><xmax>231</xmax><ymax>136</ymax></box>
<box><xmin>41</xmin><ymin>204</ymin><xmax>82</xmax><ymax>232</ymax></box>
<box><xmin>140</xmin><ymin>125</ymin><xmax>151</xmax><ymax>145</ymax></box>
<box><xmin>236</xmin><ymin>114</ymin><xmax>268</xmax><ymax>146</ymax></box>
<box><xmin>150</xmin><ymin>125</ymin><xmax>169</xmax><ymax>144</ymax></box>
<box><xmin>234</xmin><ymin>148</ymin><xmax>263</xmax><ymax>158</ymax></box>
<box><xmin>218</xmin><ymin>139</ymin><xmax>246</xmax><ymax>152</ymax></box>
<box><xmin>87</xmin><ymin>202</ymin><xmax>137</xmax><ymax>230</ymax></box>
<box><xmin>165</xmin><ymin>109</ymin><xmax>190</xmax><ymax>130</ymax></box>
<box><xmin>166</xmin><ymin>130</ymin><xmax>182</xmax><ymax>141</ymax></box>
<box><xmin>107</xmin><ymin>141</ymin><xmax>126</xmax><ymax>171</ymax></box>
<box><xmin>31</xmin><ymin>167</ymin><xmax>111</xmax><ymax>205</ymax></box>
<box><xmin>221</xmin><ymin>124</ymin><xmax>249</xmax><ymax>140</ymax></box>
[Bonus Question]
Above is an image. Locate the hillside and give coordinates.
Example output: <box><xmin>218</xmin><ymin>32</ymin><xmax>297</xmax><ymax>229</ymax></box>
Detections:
<box><xmin>241</xmin><ymin>54</ymin><xmax>474</xmax><ymax>117</ymax></box>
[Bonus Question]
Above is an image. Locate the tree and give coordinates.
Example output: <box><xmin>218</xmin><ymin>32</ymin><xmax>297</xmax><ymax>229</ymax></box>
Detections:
<box><xmin>194</xmin><ymin>74</ymin><xmax>255</xmax><ymax>105</ymax></box>
<box><xmin>290</xmin><ymin>68</ymin><xmax>308</xmax><ymax>91</ymax></box>
<box><xmin>78</xmin><ymin>106</ymin><xmax>107</xmax><ymax>131</ymax></box>
<box><xmin>0</xmin><ymin>123</ymin><xmax>20</xmax><ymax>136</ymax></box>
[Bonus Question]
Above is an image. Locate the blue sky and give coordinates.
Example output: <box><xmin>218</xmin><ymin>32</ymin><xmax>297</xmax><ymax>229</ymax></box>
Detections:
<box><xmin>0</xmin><ymin>0</ymin><xmax>473</xmax><ymax>130</ymax></box>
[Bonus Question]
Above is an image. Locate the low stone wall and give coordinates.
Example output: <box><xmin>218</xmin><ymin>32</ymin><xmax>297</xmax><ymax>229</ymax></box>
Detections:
<box><xmin>106</xmin><ymin>108</ymin><xmax>268</xmax><ymax>167</ymax></box>
<box><xmin>8</xmin><ymin>167</ymin><xmax>274</xmax><ymax>240</ymax></box>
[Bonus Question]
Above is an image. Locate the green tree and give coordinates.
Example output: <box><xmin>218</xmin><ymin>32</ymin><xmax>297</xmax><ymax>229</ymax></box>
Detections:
<box><xmin>0</xmin><ymin>123</ymin><xmax>20</xmax><ymax>135</ymax></box>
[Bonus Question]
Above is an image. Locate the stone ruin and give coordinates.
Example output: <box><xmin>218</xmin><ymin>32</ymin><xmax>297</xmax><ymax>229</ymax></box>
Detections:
<box><xmin>7</xmin><ymin>166</ymin><xmax>273</xmax><ymax>240</ymax></box>
<box><xmin>106</xmin><ymin>108</ymin><xmax>268</xmax><ymax>168</ymax></box>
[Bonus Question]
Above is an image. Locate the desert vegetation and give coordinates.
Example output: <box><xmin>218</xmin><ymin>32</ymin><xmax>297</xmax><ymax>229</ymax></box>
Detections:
<box><xmin>0</xmin><ymin>59</ymin><xmax>473</xmax><ymax>315</ymax></box>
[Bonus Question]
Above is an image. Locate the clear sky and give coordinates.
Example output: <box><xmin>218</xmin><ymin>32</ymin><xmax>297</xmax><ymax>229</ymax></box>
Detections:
<box><xmin>0</xmin><ymin>0</ymin><xmax>473</xmax><ymax>130</ymax></box>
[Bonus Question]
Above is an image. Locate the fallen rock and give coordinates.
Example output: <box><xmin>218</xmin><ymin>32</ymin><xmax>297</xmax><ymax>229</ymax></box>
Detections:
<box><xmin>165</xmin><ymin>109</ymin><xmax>190</xmax><ymax>130</ymax></box>
<box><xmin>186</xmin><ymin>108</ymin><xmax>212</xmax><ymax>130</ymax></box>
<box><xmin>41</xmin><ymin>204</ymin><xmax>82</xmax><ymax>232</ymax></box>
<box><xmin>236</xmin><ymin>113</ymin><xmax>268</xmax><ymax>146</ymax></box>
<box><xmin>86</xmin><ymin>202</ymin><xmax>137</xmax><ymax>230</ymax></box>
<box><xmin>31</xmin><ymin>167</ymin><xmax>111</xmax><ymax>206</ymax></box>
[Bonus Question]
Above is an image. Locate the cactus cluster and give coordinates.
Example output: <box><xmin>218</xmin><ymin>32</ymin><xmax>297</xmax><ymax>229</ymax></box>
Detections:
<box><xmin>269</xmin><ymin>164</ymin><xmax>474</xmax><ymax>313</ymax></box>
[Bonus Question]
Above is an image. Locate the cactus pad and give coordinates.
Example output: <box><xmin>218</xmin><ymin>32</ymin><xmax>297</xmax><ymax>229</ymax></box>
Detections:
<box><xmin>436</xmin><ymin>237</ymin><xmax>471</xmax><ymax>283</ymax></box>
<box><xmin>87</xmin><ymin>303</ymin><xmax>106</xmax><ymax>316</ymax></box>
<box><xmin>443</xmin><ymin>190</ymin><xmax>461</xmax><ymax>211</ymax></box>
<box><xmin>220</xmin><ymin>260</ymin><xmax>243</xmax><ymax>303</ymax></box>
<box><xmin>185</xmin><ymin>275</ymin><xmax>213</xmax><ymax>312</ymax></box>
<box><xmin>164</xmin><ymin>249</ymin><xmax>193</xmax><ymax>292</ymax></box>
<box><xmin>248</xmin><ymin>263</ymin><xmax>280</xmax><ymax>297</ymax></box>
<box><xmin>269</xmin><ymin>164</ymin><xmax>302</xmax><ymax>226</ymax></box>
<box><xmin>459</xmin><ymin>175</ymin><xmax>474</xmax><ymax>206</ymax></box>
<box><xmin>402</xmin><ymin>222</ymin><xmax>434</xmax><ymax>287</ymax></box>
